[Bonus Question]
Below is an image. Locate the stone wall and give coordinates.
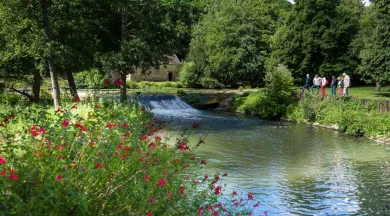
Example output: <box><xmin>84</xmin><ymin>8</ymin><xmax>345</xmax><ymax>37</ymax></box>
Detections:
<box><xmin>127</xmin><ymin>64</ymin><xmax>181</xmax><ymax>82</ymax></box>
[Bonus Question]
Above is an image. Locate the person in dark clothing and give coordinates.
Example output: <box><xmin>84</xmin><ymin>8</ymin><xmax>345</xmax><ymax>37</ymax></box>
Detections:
<box><xmin>302</xmin><ymin>74</ymin><xmax>310</xmax><ymax>92</ymax></box>
<box><xmin>330</xmin><ymin>76</ymin><xmax>337</xmax><ymax>96</ymax></box>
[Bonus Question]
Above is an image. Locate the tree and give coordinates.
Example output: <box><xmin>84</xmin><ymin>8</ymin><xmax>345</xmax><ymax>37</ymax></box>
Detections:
<box><xmin>356</xmin><ymin>0</ymin><xmax>390</xmax><ymax>91</ymax></box>
<box><xmin>100</xmin><ymin>0</ymin><xmax>204</xmax><ymax>102</ymax></box>
<box><xmin>186</xmin><ymin>0</ymin><xmax>286</xmax><ymax>87</ymax></box>
<box><xmin>268</xmin><ymin>0</ymin><xmax>363</xmax><ymax>83</ymax></box>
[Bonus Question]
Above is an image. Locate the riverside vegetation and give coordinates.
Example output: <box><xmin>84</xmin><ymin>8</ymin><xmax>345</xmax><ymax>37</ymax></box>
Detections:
<box><xmin>0</xmin><ymin>95</ymin><xmax>260</xmax><ymax>215</ymax></box>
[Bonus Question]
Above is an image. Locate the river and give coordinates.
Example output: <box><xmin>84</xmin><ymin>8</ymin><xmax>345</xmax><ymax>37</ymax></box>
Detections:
<box><xmin>144</xmin><ymin>96</ymin><xmax>390</xmax><ymax>215</ymax></box>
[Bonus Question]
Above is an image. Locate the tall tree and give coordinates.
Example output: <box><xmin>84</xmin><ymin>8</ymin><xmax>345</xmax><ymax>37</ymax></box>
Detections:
<box><xmin>100</xmin><ymin>0</ymin><xmax>204</xmax><ymax>102</ymax></box>
<box><xmin>268</xmin><ymin>0</ymin><xmax>363</xmax><ymax>82</ymax></box>
<box><xmin>187</xmin><ymin>0</ymin><xmax>286</xmax><ymax>87</ymax></box>
<box><xmin>356</xmin><ymin>0</ymin><xmax>390</xmax><ymax>91</ymax></box>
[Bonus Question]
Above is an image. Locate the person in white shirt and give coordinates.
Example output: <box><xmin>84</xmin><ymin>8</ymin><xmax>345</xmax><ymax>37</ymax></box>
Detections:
<box><xmin>311</xmin><ymin>75</ymin><xmax>321</xmax><ymax>94</ymax></box>
<box><xmin>343</xmin><ymin>73</ymin><xmax>350</xmax><ymax>96</ymax></box>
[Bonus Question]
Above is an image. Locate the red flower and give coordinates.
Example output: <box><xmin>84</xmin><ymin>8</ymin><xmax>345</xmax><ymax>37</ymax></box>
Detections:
<box><xmin>213</xmin><ymin>211</ymin><xmax>218</xmax><ymax>216</ymax></box>
<box><xmin>124</xmin><ymin>146</ymin><xmax>132</xmax><ymax>152</ymax></box>
<box><xmin>248</xmin><ymin>193</ymin><xmax>254</xmax><ymax>200</ymax></box>
<box><xmin>264</xmin><ymin>211</ymin><xmax>268</xmax><ymax>216</ymax></box>
<box><xmin>9</xmin><ymin>172</ymin><xmax>18</xmax><ymax>180</ymax></box>
<box><xmin>0</xmin><ymin>169</ymin><xmax>7</xmax><ymax>176</ymax></box>
<box><xmin>223</xmin><ymin>173</ymin><xmax>228</xmax><ymax>177</ymax></box>
<box><xmin>201</xmin><ymin>160</ymin><xmax>207</xmax><ymax>165</ymax></box>
<box><xmin>154</xmin><ymin>157</ymin><xmax>159</xmax><ymax>164</ymax></box>
<box><xmin>191</xmin><ymin>156</ymin><xmax>197</xmax><ymax>161</ymax></box>
<box><xmin>71</xmin><ymin>104</ymin><xmax>77</xmax><ymax>109</ymax></box>
<box><xmin>157</xmin><ymin>178</ymin><xmax>166</xmax><ymax>187</ymax></box>
<box><xmin>123</xmin><ymin>122</ymin><xmax>129</xmax><ymax>128</ymax></box>
<box><xmin>56</xmin><ymin>175</ymin><xmax>62</xmax><ymax>181</ymax></box>
<box><xmin>115</xmin><ymin>78</ymin><xmax>123</xmax><ymax>86</ymax></box>
<box><xmin>9</xmin><ymin>114</ymin><xmax>15</xmax><ymax>119</ymax></box>
<box><xmin>179</xmin><ymin>185</ymin><xmax>185</xmax><ymax>194</ymax></box>
<box><xmin>144</xmin><ymin>174</ymin><xmax>150</xmax><ymax>182</ymax></box>
<box><xmin>96</xmin><ymin>163</ymin><xmax>103</xmax><ymax>169</ymax></box>
<box><xmin>0</xmin><ymin>156</ymin><xmax>5</xmax><ymax>165</ymax></box>
<box><xmin>117</xmin><ymin>144</ymin><xmax>122</xmax><ymax>149</ymax></box>
<box><xmin>124</xmin><ymin>132</ymin><xmax>131</xmax><ymax>137</ymax></box>
<box><xmin>73</xmin><ymin>97</ymin><xmax>81</xmax><ymax>102</ymax></box>
<box><xmin>62</xmin><ymin>119</ymin><xmax>70</xmax><ymax>127</ymax></box>
<box><xmin>146</xmin><ymin>213</ymin><xmax>152</xmax><ymax>216</ymax></box>
<box><xmin>233</xmin><ymin>191</ymin><xmax>238</xmax><ymax>196</ymax></box>
<box><xmin>31</xmin><ymin>131</ymin><xmax>39</xmax><ymax>137</ymax></box>
<box><xmin>104</xmin><ymin>80</ymin><xmax>111</xmax><ymax>85</ymax></box>
<box><xmin>183</xmin><ymin>164</ymin><xmax>188</xmax><ymax>169</ymax></box>
<box><xmin>254</xmin><ymin>202</ymin><xmax>260</xmax><ymax>207</ymax></box>
<box><xmin>149</xmin><ymin>141</ymin><xmax>155</xmax><ymax>148</ymax></box>
<box><xmin>141</xmin><ymin>106</ymin><xmax>146</xmax><ymax>112</ymax></box>
<box><xmin>106</xmin><ymin>123</ymin><xmax>114</xmax><ymax>130</ymax></box>
<box><xmin>215</xmin><ymin>186</ymin><xmax>222</xmax><ymax>195</ymax></box>
<box><xmin>192</xmin><ymin>122</ymin><xmax>200</xmax><ymax>129</ymax></box>
<box><xmin>149</xmin><ymin>197</ymin><xmax>155</xmax><ymax>203</ymax></box>
<box><xmin>0</xmin><ymin>123</ymin><xmax>4</xmax><ymax>127</ymax></box>
<box><xmin>58</xmin><ymin>154</ymin><xmax>64</xmax><ymax>160</ymax></box>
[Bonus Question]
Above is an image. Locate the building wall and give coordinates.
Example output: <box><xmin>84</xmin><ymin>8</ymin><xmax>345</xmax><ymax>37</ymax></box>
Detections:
<box><xmin>127</xmin><ymin>64</ymin><xmax>181</xmax><ymax>82</ymax></box>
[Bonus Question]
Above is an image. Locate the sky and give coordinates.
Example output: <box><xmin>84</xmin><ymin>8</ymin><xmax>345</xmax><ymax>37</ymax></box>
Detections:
<box><xmin>287</xmin><ymin>0</ymin><xmax>370</xmax><ymax>6</ymax></box>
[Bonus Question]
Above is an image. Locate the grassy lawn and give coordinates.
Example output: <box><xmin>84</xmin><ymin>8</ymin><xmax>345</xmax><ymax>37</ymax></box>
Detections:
<box><xmin>348</xmin><ymin>86</ymin><xmax>390</xmax><ymax>101</ymax></box>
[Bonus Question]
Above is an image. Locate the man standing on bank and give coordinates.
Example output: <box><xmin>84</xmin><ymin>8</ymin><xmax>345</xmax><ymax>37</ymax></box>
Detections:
<box><xmin>343</xmin><ymin>73</ymin><xmax>350</xmax><ymax>96</ymax></box>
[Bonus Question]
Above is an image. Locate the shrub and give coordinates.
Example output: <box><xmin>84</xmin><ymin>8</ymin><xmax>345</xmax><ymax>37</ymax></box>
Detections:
<box><xmin>176</xmin><ymin>89</ymin><xmax>187</xmax><ymax>97</ymax></box>
<box><xmin>74</xmin><ymin>68</ymin><xmax>106</xmax><ymax>89</ymax></box>
<box><xmin>179</xmin><ymin>61</ymin><xmax>200</xmax><ymax>88</ymax></box>
<box><xmin>0</xmin><ymin>100</ymin><xmax>259</xmax><ymax>215</ymax></box>
<box><xmin>200</xmin><ymin>77</ymin><xmax>224</xmax><ymax>89</ymax></box>
<box><xmin>126</xmin><ymin>80</ymin><xmax>138</xmax><ymax>89</ymax></box>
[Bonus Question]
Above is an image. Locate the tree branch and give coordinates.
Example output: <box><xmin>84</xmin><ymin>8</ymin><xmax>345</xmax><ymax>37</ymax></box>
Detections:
<box><xmin>9</xmin><ymin>86</ymin><xmax>34</xmax><ymax>102</ymax></box>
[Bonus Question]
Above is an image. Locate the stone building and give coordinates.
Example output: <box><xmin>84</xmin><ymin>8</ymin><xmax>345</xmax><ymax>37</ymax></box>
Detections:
<box><xmin>127</xmin><ymin>55</ymin><xmax>182</xmax><ymax>82</ymax></box>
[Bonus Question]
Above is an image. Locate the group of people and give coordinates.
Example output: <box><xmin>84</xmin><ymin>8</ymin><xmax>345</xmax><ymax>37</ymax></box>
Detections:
<box><xmin>302</xmin><ymin>73</ymin><xmax>350</xmax><ymax>97</ymax></box>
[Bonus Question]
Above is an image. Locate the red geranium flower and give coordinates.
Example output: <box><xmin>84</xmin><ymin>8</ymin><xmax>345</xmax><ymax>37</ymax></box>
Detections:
<box><xmin>179</xmin><ymin>185</ymin><xmax>185</xmax><ymax>194</ymax></box>
<box><xmin>56</xmin><ymin>175</ymin><xmax>62</xmax><ymax>181</ymax></box>
<box><xmin>62</xmin><ymin>119</ymin><xmax>70</xmax><ymax>127</ymax></box>
<box><xmin>0</xmin><ymin>156</ymin><xmax>5</xmax><ymax>164</ymax></box>
<box><xmin>124</xmin><ymin>132</ymin><xmax>131</xmax><ymax>137</ymax></box>
<box><xmin>96</xmin><ymin>163</ymin><xmax>103</xmax><ymax>169</ymax></box>
<box><xmin>9</xmin><ymin>172</ymin><xmax>18</xmax><ymax>180</ymax></box>
<box><xmin>264</xmin><ymin>211</ymin><xmax>268</xmax><ymax>216</ymax></box>
<box><xmin>149</xmin><ymin>197</ymin><xmax>155</xmax><ymax>203</ymax></box>
<box><xmin>0</xmin><ymin>169</ymin><xmax>7</xmax><ymax>176</ymax></box>
<box><xmin>192</xmin><ymin>122</ymin><xmax>200</xmax><ymax>129</ymax></box>
<box><xmin>248</xmin><ymin>193</ymin><xmax>254</xmax><ymax>200</ymax></box>
<box><xmin>104</xmin><ymin>80</ymin><xmax>111</xmax><ymax>85</ymax></box>
<box><xmin>223</xmin><ymin>173</ymin><xmax>228</xmax><ymax>176</ymax></box>
<box><xmin>201</xmin><ymin>160</ymin><xmax>207</xmax><ymax>165</ymax></box>
<box><xmin>71</xmin><ymin>104</ymin><xmax>77</xmax><ymax>109</ymax></box>
<box><xmin>58</xmin><ymin>154</ymin><xmax>64</xmax><ymax>160</ymax></box>
<box><xmin>213</xmin><ymin>211</ymin><xmax>218</xmax><ymax>216</ymax></box>
<box><xmin>144</xmin><ymin>174</ymin><xmax>150</xmax><ymax>182</ymax></box>
<box><xmin>215</xmin><ymin>186</ymin><xmax>222</xmax><ymax>195</ymax></box>
<box><xmin>0</xmin><ymin>123</ymin><xmax>4</xmax><ymax>127</ymax></box>
<box><xmin>73</xmin><ymin>97</ymin><xmax>81</xmax><ymax>102</ymax></box>
<box><xmin>115</xmin><ymin>78</ymin><xmax>123</xmax><ymax>86</ymax></box>
<box><xmin>146</xmin><ymin>213</ymin><xmax>152</xmax><ymax>216</ymax></box>
<box><xmin>157</xmin><ymin>178</ymin><xmax>166</xmax><ymax>187</ymax></box>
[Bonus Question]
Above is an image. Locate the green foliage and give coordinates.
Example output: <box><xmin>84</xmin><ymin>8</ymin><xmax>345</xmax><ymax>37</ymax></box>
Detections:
<box><xmin>200</xmin><ymin>77</ymin><xmax>224</xmax><ymax>89</ymax></box>
<box><xmin>232</xmin><ymin>91</ymin><xmax>265</xmax><ymax>115</ymax></box>
<box><xmin>287</xmin><ymin>97</ymin><xmax>390</xmax><ymax>137</ymax></box>
<box><xmin>0</xmin><ymin>100</ymin><xmax>258</xmax><ymax>215</ymax></box>
<box><xmin>74</xmin><ymin>69</ymin><xmax>106</xmax><ymax>89</ymax></box>
<box><xmin>179</xmin><ymin>61</ymin><xmax>200</xmax><ymax>87</ymax></box>
<box><xmin>188</xmin><ymin>0</ymin><xmax>283</xmax><ymax>87</ymax></box>
<box><xmin>355</xmin><ymin>1</ymin><xmax>390</xmax><ymax>85</ymax></box>
<box><xmin>268</xmin><ymin>0</ymin><xmax>363</xmax><ymax>81</ymax></box>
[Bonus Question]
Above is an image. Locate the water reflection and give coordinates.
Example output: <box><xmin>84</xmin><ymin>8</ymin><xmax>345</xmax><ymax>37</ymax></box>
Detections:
<box><xmin>149</xmin><ymin>98</ymin><xmax>390</xmax><ymax>215</ymax></box>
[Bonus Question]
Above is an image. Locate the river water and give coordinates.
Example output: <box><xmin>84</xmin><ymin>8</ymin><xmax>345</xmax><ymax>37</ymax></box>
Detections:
<box><xmin>144</xmin><ymin>96</ymin><xmax>390</xmax><ymax>215</ymax></box>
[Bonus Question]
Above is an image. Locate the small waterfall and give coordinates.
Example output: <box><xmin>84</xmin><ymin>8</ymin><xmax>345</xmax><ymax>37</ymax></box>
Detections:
<box><xmin>131</xmin><ymin>95</ymin><xmax>201</xmax><ymax>117</ymax></box>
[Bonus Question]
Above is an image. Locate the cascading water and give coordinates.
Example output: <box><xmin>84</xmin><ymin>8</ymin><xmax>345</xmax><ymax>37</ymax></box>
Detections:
<box><xmin>130</xmin><ymin>95</ymin><xmax>202</xmax><ymax>118</ymax></box>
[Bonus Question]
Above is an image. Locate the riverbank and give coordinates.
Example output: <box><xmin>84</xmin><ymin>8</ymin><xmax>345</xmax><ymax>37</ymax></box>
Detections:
<box><xmin>181</xmin><ymin>90</ymin><xmax>390</xmax><ymax>144</ymax></box>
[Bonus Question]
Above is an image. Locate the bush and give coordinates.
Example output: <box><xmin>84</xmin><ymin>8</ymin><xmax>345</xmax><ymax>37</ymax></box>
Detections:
<box><xmin>200</xmin><ymin>77</ymin><xmax>224</xmax><ymax>89</ymax></box>
<box><xmin>126</xmin><ymin>80</ymin><xmax>138</xmax><ymax>89</ymax></box>
<box><xmin>74</xmin><ymin>68</ymin><xmax>106</xmax><ymax>89</ymax></box>
<box><xmin>179</xmin><ymin>61</ymin><xmax>200</xmax><ymax>88</ymax></box>
<box><xmin>0</xmin><ymin>100</ymin><xmax>259</xmax><ymax>215</ymax></box>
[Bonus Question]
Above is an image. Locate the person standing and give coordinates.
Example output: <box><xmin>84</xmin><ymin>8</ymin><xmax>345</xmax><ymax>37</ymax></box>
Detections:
<box><xmin>337</xmin><ymin>77</ymin><xmax>344</xmax><ymax>96</ymax></box>
<box><xmin>302</xmin><ymin>74</ymin><xmax>310</xmax><ymax>92</ymax></box>
<box><xmin>330</xmin><ymin>76</ymin><xmax>337</xmax><ymax>96</ymax></box>
<box><xmin>320</xmin><ymin>75</ymin><xmax>327</xmax><ymax>97</ymax></box>
<box><xmin>311</xmin><ymin>75</ymin><xmax>321</xmax><ymax>94</ymax></box>
<box><xmin>343</xmin><ymin>73</ymin><xmax>350</xmax><ymax>96</ymax></box>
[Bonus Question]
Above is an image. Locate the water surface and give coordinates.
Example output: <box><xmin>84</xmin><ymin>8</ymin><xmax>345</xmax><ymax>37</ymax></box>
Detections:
<box><xmin>148</xmin><ymin>96</ymin><xmax>390</xmax><ymax>215</ymax></box>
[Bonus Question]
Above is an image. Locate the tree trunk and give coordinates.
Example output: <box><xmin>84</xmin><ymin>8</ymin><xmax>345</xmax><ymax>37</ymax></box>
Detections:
<box><xmin>120</xmin><ymin>71</ymin><xmax>127</xmax><ymax>103</ymax></box>
<box><xmin>32</xmin><ymin>69</ymin><xmax>41</xmax><ymax>103</ymax></box>
<box><xmin>376</xmin><ymin>82</ymin><xmax>381</xmax><ymax>92</ymax></box>
<box><xmin>119</xmin><ymin>6</ymin><xmax>128</xmax><ymax>103</ymax></box>
<box><xmin>41</xmin><ymin>0</ymin><xmax>61</xmax><ymax>108</ymax></box>
<box><xmin>65</xmin><ymin>70</ymin><xmax>79</xmax><ymax>100</ymax></box>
